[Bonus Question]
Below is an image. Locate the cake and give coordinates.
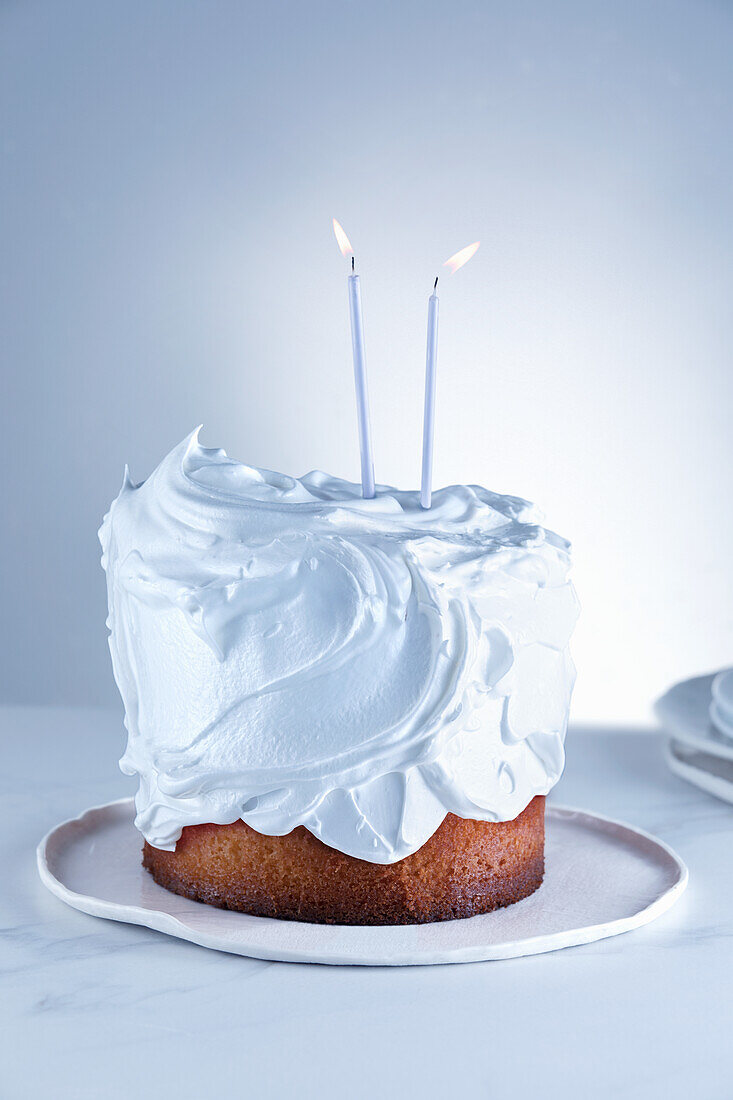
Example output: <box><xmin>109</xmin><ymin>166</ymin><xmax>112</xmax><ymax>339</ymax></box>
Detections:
<box><xmin>100</xmin><ymin>429</ymin><xmax>578</xmax><ymax>924</ymax></box>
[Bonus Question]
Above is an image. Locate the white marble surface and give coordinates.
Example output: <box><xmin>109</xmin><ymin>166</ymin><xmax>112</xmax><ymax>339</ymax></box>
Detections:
<box><xmin>2</xmin><ymin>707</ymin><xmax>731</xmax><ymax>1099</ymax></box>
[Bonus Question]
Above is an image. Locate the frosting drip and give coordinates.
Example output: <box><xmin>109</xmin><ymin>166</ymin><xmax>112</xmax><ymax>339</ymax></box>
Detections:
<box><xmin>100</xmin><ymin>430</ymin><xmax>578</xmax><ymax>862</ymax></box>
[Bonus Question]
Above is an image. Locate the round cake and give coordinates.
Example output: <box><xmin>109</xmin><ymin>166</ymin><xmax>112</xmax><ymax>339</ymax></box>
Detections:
<box><xmin>100</xmin><ymin>430</ymin><xmax>578</xmax><ymax>925</ymax></box>
<box><xmin>142</xmin><ymin>800</ymin><xmax>545</xmax><ymax>924</ymax></box>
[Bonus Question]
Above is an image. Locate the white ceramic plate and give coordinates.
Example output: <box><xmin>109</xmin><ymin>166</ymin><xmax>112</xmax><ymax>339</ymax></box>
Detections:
<box><xmin>710</xmin><ymin>669</ymin><xmax>733</xmax><ymax>738</ymax></box>
<box><xmin>37</xmin><ymin>799</ymin><xmax>687</xmax><ymax>966</ymax></box>
<box><xmin>665</xmin><ymin>738</ymin><xmax>733</xmax><ymax>806</ymax></box>
<box><xmin>655</xmin><ymin>672</ymin><xmax>733</xmax><ymax>762</ymax></box>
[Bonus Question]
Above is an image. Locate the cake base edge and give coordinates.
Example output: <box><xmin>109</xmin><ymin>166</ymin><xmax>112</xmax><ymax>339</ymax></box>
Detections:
<box><xmin>142</xmin><ymin>796</ymin><xmax>545</xmax><ymax>926</ymax></box>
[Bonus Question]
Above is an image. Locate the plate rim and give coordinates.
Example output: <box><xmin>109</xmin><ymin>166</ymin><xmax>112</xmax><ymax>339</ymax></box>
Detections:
<box><xmin>665</xmin><ymin>738</ymin><xmax>733</xmax><ymax>806</ymax></box>
<box><xmin>37</xmin><ymin>797</ymin><xmax>689</xmax><ymax>967</ymax></box>
<box><xmin>655</xmin><ymin>671</ymin><xmax>733</xmax><ymax>762</ymax></box>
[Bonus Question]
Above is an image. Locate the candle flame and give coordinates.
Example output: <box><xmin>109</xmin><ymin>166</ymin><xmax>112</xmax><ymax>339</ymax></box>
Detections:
<box><xmin>443</xmin><ymin>241</ymin><xmax>480</xmax><ymax>276</ymax></box>
<box><xmin>332</xmin><ymin>218</ymin><xmax>354</xmax><ymax>258</ymax></box>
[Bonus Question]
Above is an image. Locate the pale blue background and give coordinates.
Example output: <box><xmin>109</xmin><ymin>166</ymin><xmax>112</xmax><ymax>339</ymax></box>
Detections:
<box><xmin>2</xmin><ymin>0</ymin><xmax>732</xmax><ymax>722</ymax></box>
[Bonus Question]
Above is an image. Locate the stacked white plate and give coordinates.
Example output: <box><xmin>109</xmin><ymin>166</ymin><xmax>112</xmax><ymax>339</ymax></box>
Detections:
<box><xmin>655</xmin><ymin>669</ymin><xmax>733</xmax><ymax>804</ymax></box>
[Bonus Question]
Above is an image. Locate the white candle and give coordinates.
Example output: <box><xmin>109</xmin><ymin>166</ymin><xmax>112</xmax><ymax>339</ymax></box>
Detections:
<box><xmin>420</xmin><ymin>278</ymin><xmax>440</xmax><ymax>509</ymax></box>
<box><xmin>347</xmin><ymin>261</ymin><xmax>376</xmax><ymax>498</ymax></box>
<box><xmin>333</xmin><ymin>219</ymin><xmax>375</xmax><ymax>498</ymax></box>
<box><xmin>420</xmin><ymin>241</ymin><xmax>480</xmax><ymax>509</ymax></box>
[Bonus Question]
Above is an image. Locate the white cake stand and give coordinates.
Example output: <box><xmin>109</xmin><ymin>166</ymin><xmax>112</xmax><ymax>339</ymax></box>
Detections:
<box><xmin>37</xmin><ymin>798</ymin><xmax>687</xmax><ymax>966</ymax></box>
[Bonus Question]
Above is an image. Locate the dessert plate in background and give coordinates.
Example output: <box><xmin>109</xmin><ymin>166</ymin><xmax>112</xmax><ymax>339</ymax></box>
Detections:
<box><xmin>665</xmin><ymin>739</ymin><xmax>733</xmax><ymax>806</ymax></box>
<box><xmin>655</xmin><ymin>672</ymin><xmax>733</xmax><ymax>762</ymax></box>
<box><xmin>37</xmin><ymin>798</ymin><xmax>687</xmax><ymax>967</ymax></box>
<box><xmin>710</xmin><ymin>670</ymin><xmax>733</xmax><ymax>739</ymax></box>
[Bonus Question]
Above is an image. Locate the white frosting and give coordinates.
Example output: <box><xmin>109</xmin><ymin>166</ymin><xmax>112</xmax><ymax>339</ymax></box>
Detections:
<box><xmin>100</xmin><ymin>430</ymin><xmax>578</xmax><ymax>863</ymax></box>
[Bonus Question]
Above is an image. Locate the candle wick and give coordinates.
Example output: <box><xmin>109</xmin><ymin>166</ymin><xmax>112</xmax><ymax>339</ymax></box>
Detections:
<box><xmin>433</xmin><ymin>276</ymin><xmax>439</xmax><ymax>290</ymax></box>
<box><xmin>352</xmin><ymin>255</ymin><xmax>355</xmax><ymax>272</ymax></box>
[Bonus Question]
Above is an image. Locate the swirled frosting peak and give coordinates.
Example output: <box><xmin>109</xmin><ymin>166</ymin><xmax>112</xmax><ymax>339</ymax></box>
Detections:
<box><xmin>100</xmin><ymin>430</ymin><xmax>578</xmax><ymax>862</ymax></box>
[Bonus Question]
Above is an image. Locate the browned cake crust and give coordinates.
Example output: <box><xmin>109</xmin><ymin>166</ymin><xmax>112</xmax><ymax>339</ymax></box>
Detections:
<box><xmin>142</xmin><ymin>796</ymin><xmax>545</xmax><ymax>925</ymax></box>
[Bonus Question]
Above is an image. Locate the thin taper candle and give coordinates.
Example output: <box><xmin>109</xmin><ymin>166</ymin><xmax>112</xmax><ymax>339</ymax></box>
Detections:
<box><xmin>420</xmin><ymin>277</ymin><xmax>440</xmax><ymax>508</ymax></box>
<box><xmin>420</xmin><ymin>241</ymin><xmax>480</xmax><ymax>508</ymax></box>
<box><xmin>333</xmin><ymin>219</ymin><xmax>375</xmax><ymax>499</ymax></box>
<box><xmin>348</xmin><ymin>260</ymin><xmax>375</xmax><ymax>498</ymax></box>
